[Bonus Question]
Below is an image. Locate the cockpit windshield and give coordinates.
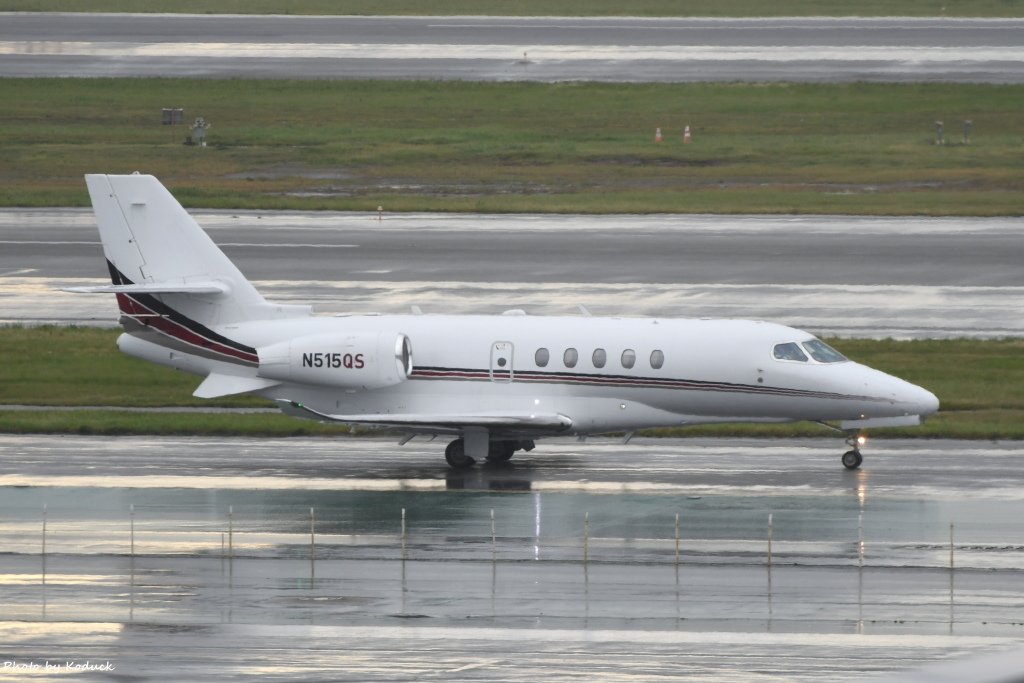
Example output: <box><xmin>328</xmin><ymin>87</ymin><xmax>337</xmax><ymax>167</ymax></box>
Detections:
<box><xmin>773</xmin><ymin>339</ymin><xmax>848</xmax><ymax>364</ymax></box>
<box><xmin>773</xmin><ymin>342</ymin><xmax>809</xmax><ymax>362</ymax></box>
<box><xmin>801</xmin><ymin>339</ymin><xmax>847</xmax><ymax>363</ymax></box>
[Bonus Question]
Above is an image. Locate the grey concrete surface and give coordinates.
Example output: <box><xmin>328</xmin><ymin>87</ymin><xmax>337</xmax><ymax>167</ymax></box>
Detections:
<box><xmin>1</xmin><ymin>434</ymin><xmax>1024</xmax><ymax>681</ymax></box>
<box><xmin>2</xmin><ymin>209</ymin><xmax>1022</xmax><ymax>337</ymax></box>
<box><xmin>2</xmin><ymin>14</ymin><xmax>1022</xmax><ymax>82</ymax></box>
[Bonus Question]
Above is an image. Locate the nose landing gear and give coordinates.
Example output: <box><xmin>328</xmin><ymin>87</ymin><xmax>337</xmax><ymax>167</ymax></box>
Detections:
<box><xmin>842</xmin><ymin>432</ymin><xmax>865</xmax><ymax>470</ymax></box>
<box><xmin>841</xmin><ymin>448</ymin><xmax>863</xmax><ymax>470</ymax></box>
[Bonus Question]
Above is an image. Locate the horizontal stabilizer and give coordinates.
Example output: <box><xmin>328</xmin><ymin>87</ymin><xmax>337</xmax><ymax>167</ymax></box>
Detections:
<box><xmin>63</xmin><ymin>282</ymin><xmax>229</xmax><ymax>295</ymax></box>
<box><xmin>840</xmin><ymin>414</ymin><xmax>922</xmax><ymax>430</ymax></box>
<box><xmin>194</xmin><ymin>373</ymin><xmax>280</xmax><ymax>399</ymax></box>
<box><xmin>277</xmin><ymin>399</ymin><xmax>573</xmax><ymax>433</ymax></box>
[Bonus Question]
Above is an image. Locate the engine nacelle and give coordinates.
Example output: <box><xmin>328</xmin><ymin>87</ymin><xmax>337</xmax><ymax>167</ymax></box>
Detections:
<box><xmin>257</xmin><ymin>332</ymin><xmax>412</xmax><ymax>390</ymax></box>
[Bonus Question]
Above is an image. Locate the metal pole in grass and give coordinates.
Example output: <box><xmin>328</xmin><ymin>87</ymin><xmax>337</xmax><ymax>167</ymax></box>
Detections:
<box><xmin>767</xmin><ymin>514</ymin><xmax>773</xmax><ymax>568</ymax></box>
<box><xmin>228</xmin><ymin>505</ymin><xmax>234</xmax><ymax>561</ymax></box>
<box><xmin>41</xmin><ymin>503</ymin><xmax>47</xmax><ymax>559</ymax></box>
<box><xmin>585</xmin><ymin>512</ymin><xmax>591</xmax><ymax>563</ymax></box>
<box><xmin>130</xmin><ymin>504</ymin><xmax>135</xmax><ymax>558</ymax></box>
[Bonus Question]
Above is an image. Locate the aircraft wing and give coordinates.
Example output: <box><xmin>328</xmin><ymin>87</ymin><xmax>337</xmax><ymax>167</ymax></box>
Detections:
<box><xmin>277</xmin><ymin>399</ymin><xmax>573</xmax><ymax>434</ymax></box>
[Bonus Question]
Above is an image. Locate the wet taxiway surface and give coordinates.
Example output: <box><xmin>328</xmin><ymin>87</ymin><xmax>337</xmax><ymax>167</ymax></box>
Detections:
<box><xmin>1</xmin><ymin>434</ymin><xmax>1023</xmax><ymax>680</ymax></box>
<box><xmin>2</xmin><ymin>15</ymin><xmax>1023</xmax><ymax>83</ymax></box>
<box><xmin>3</xmin><ymin>209</ymin><xmax>1023</xmax><ymax>338</ymax></box>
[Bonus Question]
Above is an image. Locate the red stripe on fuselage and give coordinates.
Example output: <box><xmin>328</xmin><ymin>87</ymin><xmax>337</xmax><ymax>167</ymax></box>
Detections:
<box><xmin>122</xmin><ymin>296</ymin><xmax>258</xmax><ymax>365</ymax></box>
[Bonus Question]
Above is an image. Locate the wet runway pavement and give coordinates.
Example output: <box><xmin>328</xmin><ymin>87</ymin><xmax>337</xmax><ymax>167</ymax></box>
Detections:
<box><xmin>2</xmin><ymin>15</ymin><xmax>1023</xmax><ymax>83</ymax></box>
<box><xmin>1</xmin><ymin>434</ymin><xmax>1023</xmax><ymax>680</ymax></box>
<box><xmin>3</xmin><ymin>209</ymin><xmax>1023</xmax><ymax>338</ymax></box>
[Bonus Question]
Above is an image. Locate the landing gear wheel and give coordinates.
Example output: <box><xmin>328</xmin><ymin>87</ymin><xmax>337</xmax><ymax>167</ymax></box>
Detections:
<box><xmin>842</xmin><ymin>449</ymin><xmax>863</xmax><ymax>470</ymax></box>
<box><xmin>485</xmin><ymin>441</ymin><xmax>516</xmax><ymax>464</ymax></box>
<box><xmin>445</xmin><ymin>438</ymin><xmax>476</xmax><ymax>469</ymax></box>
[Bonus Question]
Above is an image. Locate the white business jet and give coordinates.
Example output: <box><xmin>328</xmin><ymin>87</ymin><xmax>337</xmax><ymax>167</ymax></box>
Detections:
<box><xmin>68</xmin><ymin>174</ymin><xmax>939</xmax><ymax>470</ymax></box>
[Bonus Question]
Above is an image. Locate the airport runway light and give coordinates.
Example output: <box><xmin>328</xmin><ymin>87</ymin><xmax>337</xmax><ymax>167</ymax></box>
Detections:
<box><xmin>934</xmin><ymin>120</ymin><xmax>944</xmax><ymax>145</ymax></box>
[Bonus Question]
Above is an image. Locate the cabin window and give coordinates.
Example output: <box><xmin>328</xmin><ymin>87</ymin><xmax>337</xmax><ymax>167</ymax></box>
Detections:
<box><xmin>650</xmin><ymin>349</ymin><xmax>665</xmax><ymax>369</ymax></box>
<box><xmin>802</xmin><ymin>339</ymin><xmax>847</xmax><ymax>363</ymax></box>
<box><xmin>621</xmin><ymin>349</ymin><xmax>636</xmax><ymax>369</ymax></box>
<box><xmin>535</xmin><ymin>348</ymin><xmax>550</xmax><ymax>367</ymax></box>
<box><xmin>592</xmin><ymin>348</ymin><xmax>607</xmax><ymax>368</ymax></box>
<box><xmin>564</xmin><ymin>348</ymin><xmax>579</xmax><ymax>368</ymax></box>
<box><xmin>773</xmin><ymin>342</ymin><xmax>809</xmax><ymax>362</ymax></box>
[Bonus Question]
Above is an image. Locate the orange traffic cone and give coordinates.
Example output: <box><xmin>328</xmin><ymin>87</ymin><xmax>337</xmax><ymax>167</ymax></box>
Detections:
<box><xmin>655</xmin><ymin>127</ymin><xmax>663</xmax><ymax>143</ymax></box>
<box><xmin>683</xmin><ymin>125</ymin><xmax>691</xmax><ymax>144</ymax></box>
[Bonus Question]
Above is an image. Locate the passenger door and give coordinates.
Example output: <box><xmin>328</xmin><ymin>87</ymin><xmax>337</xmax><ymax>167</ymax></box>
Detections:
<box><xmin>490</xmin><ymin>341</ymin><xmax>514</xmax><ymax>382</ymax></box>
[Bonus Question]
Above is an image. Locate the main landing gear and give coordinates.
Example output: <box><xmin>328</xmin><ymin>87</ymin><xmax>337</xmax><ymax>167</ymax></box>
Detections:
<box><xmin>842</xmin><ymin>432</ymin><xmax>866</xmax><ymax>470</ymax></box>
<box><xmin>444</xmin><ymin>438</ymin><xmax>534</xmax><ymax>468</ymax></box>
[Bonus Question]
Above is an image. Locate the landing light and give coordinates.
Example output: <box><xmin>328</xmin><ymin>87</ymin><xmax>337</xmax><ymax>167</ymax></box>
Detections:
<box><xmin>857</xmin><ymin>435</ymin><xmax>868</xmax><ymax>446</ymax></box>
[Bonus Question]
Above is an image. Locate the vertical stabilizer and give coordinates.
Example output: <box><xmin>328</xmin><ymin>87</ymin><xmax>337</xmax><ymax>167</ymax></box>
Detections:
<box><xmin>84</xmin><ymin>173</ymin><xmax>304</xmax><ymax>325</ymax></box>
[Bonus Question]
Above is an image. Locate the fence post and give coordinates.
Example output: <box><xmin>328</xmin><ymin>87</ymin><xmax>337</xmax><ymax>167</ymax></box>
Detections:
<box><xmin>858</xmin><ymin>512</ymin><xmax>864</xmax><ymax>568</ymax></box>
<box><xmin>949</xmin><ymin>522</ymin><xmax>955</xmax><ymax>570</ymax></box>
<box><xmin>310</xmin><ymin>507</ymin><xmax>316</xmax><ymax>563</ymax></box>
<box><xmin>584</xmin><ymin>512</ymin><xmax>590</xmax><ymax>565</ymax></box>
<box><xmin>401</xmin><ymin>508</ymin><xmax>407</xmax><ymax>560</ymax></box>
<box><xmin>674</xmin><ymin>512</ymin><xmax>680</xmax><ymax>567</ymax></box>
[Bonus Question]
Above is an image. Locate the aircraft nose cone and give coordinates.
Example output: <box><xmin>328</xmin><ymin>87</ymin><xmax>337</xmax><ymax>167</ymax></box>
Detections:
<box><xmin>907</xmin><ymin>384</ymin><xmax>940</xmax><ymax>416</ymax></box>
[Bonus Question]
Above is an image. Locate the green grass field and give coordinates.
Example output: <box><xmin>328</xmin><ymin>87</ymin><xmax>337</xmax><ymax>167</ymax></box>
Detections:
<box><xmin>3</xmin><ymin>79</ymin><xmax>1022</xmax><ymax>215</ymax></box>
<box><xmin>3</xmin><ymin>327</ymin><xmax>1023</xmax><ymax>439</ymax></box>
<box><xmin>1</xmin><ymin>0</ymin><xmax>1019</xmax><ymax>16</ymax></box>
